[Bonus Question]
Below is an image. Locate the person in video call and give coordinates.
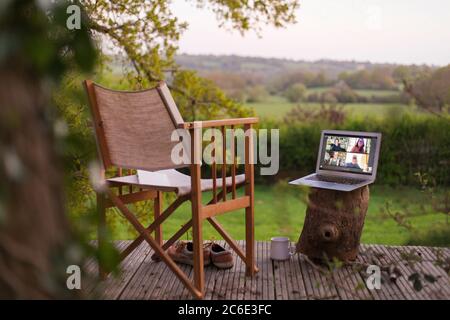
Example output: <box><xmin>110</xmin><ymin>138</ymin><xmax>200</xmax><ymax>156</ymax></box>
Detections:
<box><xmin>330</xmin><ymin>138</ymin><xmax>346</xmax><ymax>152</ymax></box>
<box><xmin>328</xmin><ymin>151</ymin><xmax>340</xmax><ymax>166</ymax></box>
<box><xmin>346</xmin><ymin>155</ymin><xmax>362</xmax><ymax>171</ymax></box>
<box><xmin>350</xmin><ymin>138</ymin><xmax>365</xmax><ymax>153</ymax></box>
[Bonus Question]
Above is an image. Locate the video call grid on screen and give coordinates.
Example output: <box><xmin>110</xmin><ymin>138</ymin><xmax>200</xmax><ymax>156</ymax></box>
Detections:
<box><xmin>319</xmin><ymin>134</ymin><xmax>378</xmax><ymax>175</ymax></box>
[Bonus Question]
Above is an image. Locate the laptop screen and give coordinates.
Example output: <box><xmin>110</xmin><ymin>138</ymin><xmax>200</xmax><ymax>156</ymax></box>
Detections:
<box><xmin>319</xmin><ymin>133</ymin><xmax>378</xmax><ymax>175</ymax></box>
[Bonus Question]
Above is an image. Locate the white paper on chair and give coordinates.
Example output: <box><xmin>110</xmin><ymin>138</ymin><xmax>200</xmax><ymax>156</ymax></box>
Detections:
<box><xmin>137</xmin><ymin>170</ymin><xmax>171</xmax><ymax>186</ymax></box>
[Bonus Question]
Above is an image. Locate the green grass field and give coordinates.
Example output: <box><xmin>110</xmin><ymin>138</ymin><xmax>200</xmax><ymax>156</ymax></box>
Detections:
<box><xmin>106</xmin><ymin>184</ymin><xmax>448</xmax><ymax>246</ymax></box>
<box><xmin>246</xmin><ymin>95</ymin><xmax>415</xmax><ymax>120</ymax></box>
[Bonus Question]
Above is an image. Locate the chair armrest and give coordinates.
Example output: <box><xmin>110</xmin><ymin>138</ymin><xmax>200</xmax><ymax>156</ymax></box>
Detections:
<box><xmin>178</xmin><ymin>117</ymin><xmax>258</xmax><ymax>129</ymax></box>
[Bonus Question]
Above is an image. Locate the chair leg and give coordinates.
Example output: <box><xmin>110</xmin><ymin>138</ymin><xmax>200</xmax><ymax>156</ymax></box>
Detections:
<box><xmin>244</xmin><ymin>123</ymin><xmax>257</xmax><ymax>276</ymax></box>
<box><xmin>154</xmin><ymin>191</ymin><xmax>163</xmax><ymax>246</ymax></box>
<box><xmin>192</xmin><ymin>210</ymin><xmax>204</xmax><ymax>298</ymax></box>
<box><xmin>190</xmin><ymin>155</ymin><xmax>204</xmax><ymax>298</ymax></box>
<box><xmin>96</xmin><ymin>192</ymin><xmax>107</xmax><ymax>280</ymax></box>
<box><xmin>245</xmin><ymin>204</ymin><xmax>256</xmax><ymax>276</ymax></box>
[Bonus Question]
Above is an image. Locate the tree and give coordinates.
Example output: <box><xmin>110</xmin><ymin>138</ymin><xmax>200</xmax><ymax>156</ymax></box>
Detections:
<box><xmin>338</xmin><ymin>68</ymin><xmax>397</xmax><ymax>90</ymax></box>
<box><xmin>246</xmin><ymin>85</ymin><xmax>268</xmax><ymax>103</ymax></box>
<box><xmin>82</xmin><ymin>0</ymin><xmax>300</xmax><ymax>120</ymax></box>
<box><xmin>284</xmin><ymin>82</ymin><xmax>306</xmax><ymax>103</ymax></box>
<box><xmin>403</xmin><ymin>65</ymin><xmax>450</xmax><ymax>116</ymax></box>
<box><xmin>393</xmin><ymin>64</ymin><xmax>432</xmax><ymax>83</ymax></box>
<box><xmin>271</xmin><ymin>71</ymin><xmax>314</xmax><ymax>93</ymax></box>
<box><xmin>330</xmin><ymin>81</ymin><xmax>358</xmax><ymax>103</ymax></box>
<box><xmin>0</xmin><ymin>0</ymin><xmax>96</xmax><ymax>298</ymax></box>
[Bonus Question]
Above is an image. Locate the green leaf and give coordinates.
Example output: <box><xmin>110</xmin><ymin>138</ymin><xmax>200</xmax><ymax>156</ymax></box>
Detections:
<box><xmin>355</xmin><ymin>282</ymin><xmax>366</xmax><ymax>291</ymax></box>
<box><xmin>408</xmin><ymin>272</ymin><xmax>419</xmax><ymax>281</ymax></box>
<box><xmin>413</xmin><ymin>279</ymin><xmax>423</xmax><ymax>291</ymax></box>
<box><xmin>424</xmin><ymin>274</ymin><xmax>437</xmax><ymax>283</ymax></box>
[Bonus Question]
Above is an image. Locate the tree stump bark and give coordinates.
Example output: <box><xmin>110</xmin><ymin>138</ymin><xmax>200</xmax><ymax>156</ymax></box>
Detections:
<box><xmin>296</xmin><ymin>186</ymin><xmax>369</xmax><ymax>262</ymax></box>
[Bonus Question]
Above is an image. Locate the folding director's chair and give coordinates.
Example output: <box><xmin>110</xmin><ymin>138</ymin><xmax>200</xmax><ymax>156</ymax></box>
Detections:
<box><xmin>84</xmin><ymin>80</ymin><xmax>258</xmax><ymax>299</ymax></box>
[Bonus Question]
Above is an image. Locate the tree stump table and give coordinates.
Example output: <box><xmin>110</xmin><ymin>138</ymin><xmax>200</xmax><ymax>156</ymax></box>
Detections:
<box><xmin>296</xmin><ymin>186</ymin><xmax>369</xmax><ymax>262</ymax></box>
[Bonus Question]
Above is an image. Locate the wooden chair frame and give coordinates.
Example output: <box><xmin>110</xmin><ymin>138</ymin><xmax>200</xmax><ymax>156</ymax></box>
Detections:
<box><xmin>84</xmin><ymin>80</ymin><xmax>258</xmax><ymax>299</ymax></box>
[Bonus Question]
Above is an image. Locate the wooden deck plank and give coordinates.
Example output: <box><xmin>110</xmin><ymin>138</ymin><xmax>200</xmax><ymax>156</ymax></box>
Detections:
<box><xmin>313</xmin><ymin>264</ymin><xmax>331</xmax><ymax>299</ymax></box>
<box><xmin>363</xmin><ymin>245</ymin><xmax>402</xmax><ymax>300</ymax></box>
<box><xmin>335</xmin><ymin>249</ymin><xmax>372</xmax><ymax>300</ymax></box>
<box><xmin>102</xmin><ymin>241</ymin><xmax>151</xmax><ymax>299</ymax></box>
<box><xmin>210</xmin><ymin>240</ymin><xmax>227</xmax><ymax>300</ymax></box>
<box><xmin>242</xmin><ymin>241</ymin><xmax>254</xmax><ymax>300</ymax></box>
<box><xmin>204</xmin><ymin>243</ymin><xmax>217</xmax><ymax>300</ymax></box>
<box><xmin>223</xmin><ymin>242</ymin><xmax>237</xmax><ymax>300</ymax></box>
<box><xmin>228</xmin><ymin>241</ymin><xmax>242</xmax><ymax>300</ymax></box>
<box><xmin>84</xmin><ymin>240</ymin><xmax>127</xmax><ymax>274</ymax></box>
<box><xmin>173</xmin><ymin>264</ymin><xmax>193</xmax><ymax>300</ymax></box>
<box><xmin>297</xmin><ymin>254</ymin><xmax>324</xmax><ymax>299</ymax></box>
<box><xmin>119</xmin><ymin>249</ymin><xmax>165</xmax><ymax>300</ymax></box>
<box><xmin>177</xmin><ymin>264</ymin><xmax>194</xmax><ymax>300</ymax></box>
<box><xmin>342</xmin><ymin>263</ymin><xmax>371</xmax><ymax>300</ymax></box>
<box><xmin>314</xmin><ymin>257</ymin><xmax>341</xmax><ymax>300</ymax></box>
<box><xmin>284</xmin><ymin>245</ymin><xmax>303</xmax><ymax>299</ymax></box>
<box><xmin>301</xmin><ymin>254</ymin><xmax>334</xmax><ymax>299</ymax></box>
<box><xmin>86</xmin><ymin>241</ymin><xmax>135</xmax><ymax>298</ymax></box>
<box><xmin>282</xmin><ymin>244</ymin><xmax>295</xmax><ymax>299</ymax></box>
<box><xmin>394</xmin><ymin>246</ymin><xmax>439</xmax><ymax>300</ymax></box>
<box><xmin>88</xmin><ymin>242</ymin><xmax>449</xmax><ymax>300</ymax></box>
<box><xmin>258</xmin><ymin>241</ymin><xmax>265</xmax><ymax>298</ymax></box>
<box><xmin>261</xmin><ymin>241</ymin><xmax>269</xmax><ymax>300</ymax></box>
<box><xmin>272</xmin><ymin>259</ymin><xmax>284</xmax><ymax>299</ymax></box>
<box><xmin>236</xmin><ymin>241</ymin><xmax>246</xmax><ymax>300</ymax></box>
<box><xmin>310</xmin><ymin>259</ymin><xmax>331</xmax><ymax>299</ymax></box>
<box><xmin>161</xmin><ymin>258</ymin><xmax>185</xmax><ymax>300</ymax></box>
<box><xmin>251</xmin><ymin>243</ymin><xmax>261</xmax><ymax>299</ymax></box>
<box><xmin>148</xmin><ymin>263</ymin><xmax>171</xmax><ymax>299</ymax></box>
<box><xmin>375</xmin><ymin>245</ymin><xmax>425</xmax><ymax>300</ymax></box>
<box><xmin>215</xmin><ymin>248</ymin><xmax>234</xmax><ymax>299</ymax></box>
<box><xmin>262</xmin><ymin>241</ymin><xmax>268</xmax><ymax>299</ymax></box>
<box><xmin>373</xmin><ymin>245</ymin><xmax>414</xmax><ymax>300</ymax></box>
<box><xmin>412</xmin><ymin>246</ymin><xmax>450</xmax><ymax>297</ymax></box>
<box><xmin>331</xmin><ymin>266</ymin><xmax>351</xmax><ymax>299</ymax></box>
<box><xmin>357</xmin><ymin>245</ymin><xmax>390</xmax><ymax>300</ymax></box>
<box><xmin>252</xmin><ymin>241</ymin><xmax>263</xmax><ymax>299</ymax></box>
<box><xmin>136</xmin><ymin>260</ymin><xmax>167</xmax><ymax>300</ymax></box>
<box><xmin>396</xmin><ymin>246</ymin><xmax>450</xmax><ymax>299</ymax></box>
<box><xmin>288</xmin><ymin>251</ymin><xmax>308</xmax><ymax>299</ymax></box>
<box><xmin>264</xmin><ymin>241</ymin><xmax>275</xmax><ymax>300</ymax></box>
<box><xmin>296</xmin><ymin>254</ymin><xmax>314</xmax><ymax>299</ymax></box>
<box><xmin>243</xmin><ymin>241</ymin><xmax>252</xmax><ymax>300</ymax></box>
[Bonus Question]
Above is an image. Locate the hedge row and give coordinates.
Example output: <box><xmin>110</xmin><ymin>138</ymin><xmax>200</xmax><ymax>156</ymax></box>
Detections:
<box><xmin>256</xmin><ymin>114</ymin><xmax>450</xmax><ymax>186</ymax></box>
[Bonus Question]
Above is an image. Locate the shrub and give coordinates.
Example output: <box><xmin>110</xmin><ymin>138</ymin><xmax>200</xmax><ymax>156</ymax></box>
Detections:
<box><xmin>258</xmin><ymin>114</ymin><xmax>450</xmax><ymax>186</ymax></box>
<box><xmin>245</xmin><ymin>85</ymin><xmax>268</xmax><ymax>103</ymax></box>
<box><xmin>284</xmin><ymin>83</ymin><xmax>307</xmax><ymax>103</ymax></box>
<box><xmin>406</xmin><ymin>224</ymin><xmax>450</xmax><ymax>247</ymax></box>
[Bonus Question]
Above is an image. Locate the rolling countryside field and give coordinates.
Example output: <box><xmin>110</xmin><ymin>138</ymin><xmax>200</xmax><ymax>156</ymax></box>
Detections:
<box><xmin>245</xmin><ymin>95</ymin><xmax>412</xmax><ymax>120</ymax></box>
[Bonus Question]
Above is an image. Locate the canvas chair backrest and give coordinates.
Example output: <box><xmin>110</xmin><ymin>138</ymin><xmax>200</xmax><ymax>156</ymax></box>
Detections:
<box><xmin>84</xmin><ymin>80</ymin><xmax>186</xmax><ymax>171</ymax></box>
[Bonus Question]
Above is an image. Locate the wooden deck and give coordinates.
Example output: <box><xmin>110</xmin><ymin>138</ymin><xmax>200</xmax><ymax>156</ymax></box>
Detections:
<box><xmin>85</xmin><ymin>241</ymin><xmax>450</xmax><ymax>300</ymax></box>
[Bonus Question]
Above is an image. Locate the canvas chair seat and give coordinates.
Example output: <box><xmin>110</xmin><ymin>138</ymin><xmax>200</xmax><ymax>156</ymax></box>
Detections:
<box><xmin>107</xmin><ymin>169</ymin><xmax>246</xmax><ymax>196</ymax></box>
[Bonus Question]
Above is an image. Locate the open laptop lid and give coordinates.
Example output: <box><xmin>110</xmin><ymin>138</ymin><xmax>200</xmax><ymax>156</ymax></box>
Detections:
<box><xmin>316</xmin><ymin>130</ymin><xmax>382</xmax><ymax>180</ymax></box>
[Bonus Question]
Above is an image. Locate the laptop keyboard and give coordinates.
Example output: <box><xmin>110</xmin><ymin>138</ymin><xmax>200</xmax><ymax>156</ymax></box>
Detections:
<box><xmin>307</xmin><ymin>175</ymin><xmax>365</xmax><ymax>185</ymax></box>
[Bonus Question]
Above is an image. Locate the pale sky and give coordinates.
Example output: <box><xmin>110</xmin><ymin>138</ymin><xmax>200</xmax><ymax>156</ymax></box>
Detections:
<box><xmin>172</xmin><ymin>0</ymin><xmax>450</xmax><ymax>66</ymax></box>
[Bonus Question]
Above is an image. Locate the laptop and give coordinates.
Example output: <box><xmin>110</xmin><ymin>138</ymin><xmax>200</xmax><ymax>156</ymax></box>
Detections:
<box><xmin>289</xmin><ymin>130</ymin><xmax>382</xmax><ymax>191</ymax></box>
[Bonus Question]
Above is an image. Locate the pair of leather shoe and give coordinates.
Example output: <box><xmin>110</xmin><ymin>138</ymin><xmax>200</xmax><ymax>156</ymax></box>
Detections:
<box><xmin>167</xmin><ymin>241</ymin><xmax>234</xmax><ymax>269</ymax></box>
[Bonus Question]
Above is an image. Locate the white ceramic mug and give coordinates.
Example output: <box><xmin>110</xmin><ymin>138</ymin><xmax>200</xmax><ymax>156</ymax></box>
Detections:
<box><xmin>270</xmin><ymin>237</ymin><xmax>295</xmax><ymax>260</ymax></box>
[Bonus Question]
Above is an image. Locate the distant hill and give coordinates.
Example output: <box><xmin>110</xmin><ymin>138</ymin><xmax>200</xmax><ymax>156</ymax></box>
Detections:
<box><xmin>175</xmin><ymin>54</ymin><xmax>404</xmax><ymax>79</ymax></box>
